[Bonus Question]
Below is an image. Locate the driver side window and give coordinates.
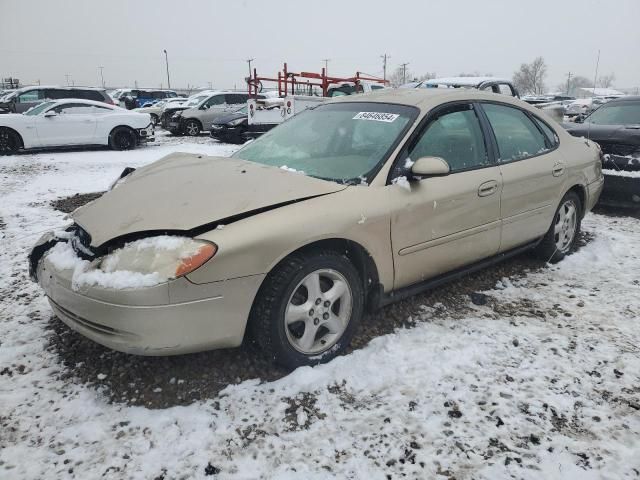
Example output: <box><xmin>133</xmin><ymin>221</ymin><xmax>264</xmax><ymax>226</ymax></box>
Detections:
<box><xmin>408</xmin><ymin>104</ymin><xmax>489</xmax><ymax>173</ymax></box>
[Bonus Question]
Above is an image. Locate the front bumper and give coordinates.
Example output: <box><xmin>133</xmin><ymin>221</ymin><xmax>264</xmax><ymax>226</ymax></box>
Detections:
<box><xmin>34</xmin><ymin>243</ymin><xmax>264</xmax><ymax>355</ymax></box>
<box><xmin>137</xmin><ymin>124</ymin><xmax>155</xmax><ymax>143</ymax></box>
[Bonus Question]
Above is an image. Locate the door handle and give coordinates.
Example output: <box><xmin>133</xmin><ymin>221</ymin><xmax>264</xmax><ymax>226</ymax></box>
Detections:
<box><xmin>552</xmin><ymin>162</ymin><xmax>565</xmax><ymax>177</ymax></box>
<box><xmin>478</xmin><ymin>180</ymin><xmax>498</xmax><ymax>197</ymax></box>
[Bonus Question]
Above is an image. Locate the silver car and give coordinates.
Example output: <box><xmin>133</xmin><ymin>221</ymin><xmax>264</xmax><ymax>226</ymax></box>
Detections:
<box><xmin>168</xmin><ymin>91</ymin><xmax>251</xmax><ymax>136</ymax></box>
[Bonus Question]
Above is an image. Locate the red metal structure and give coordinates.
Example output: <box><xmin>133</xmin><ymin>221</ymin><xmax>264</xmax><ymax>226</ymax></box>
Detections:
<box><xmin>247</xmin><ymin>63</ymin><xmax>388</xmax><ymax>98</ymax></box>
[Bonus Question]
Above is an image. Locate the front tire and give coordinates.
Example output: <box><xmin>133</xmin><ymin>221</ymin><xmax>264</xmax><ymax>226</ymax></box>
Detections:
<box><xmin>535</xmin><ymin>191</ymin><xmax>581</xmax><ymax>263</ymax></box>
<box><xmin>0</xmin><ymin>128</ymin><xmax>21</xmax><ymax>155</ymax></box>
<box><xmin>249</xmin><ymin>250</ymin><xmax>364</xmax><ymax>369</ymax></box>
<box><xmin>109</xmin><ymin>127</ymin><xmax>137</xmax><ymax>151</ymax></box>
<box><xmin>184</xmin><ymin>119</ymin><xmax>201</xmax><ymax>137</ymax></box>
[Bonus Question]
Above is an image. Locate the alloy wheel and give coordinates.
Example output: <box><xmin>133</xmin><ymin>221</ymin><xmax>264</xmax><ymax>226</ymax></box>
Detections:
<box><xmin>185</xmin><ymin>122</ymin><xmax>199</xmax><ymax>136</ymax></box>
<box><xmin>284</xmin><ymin>268</ymin><xmax>353</xmax><ymax>355</ymax></box>
<box><xmin>554</xmin><ymin>199</ymin><xmax>577</xmax><ymax>253</ymax></box>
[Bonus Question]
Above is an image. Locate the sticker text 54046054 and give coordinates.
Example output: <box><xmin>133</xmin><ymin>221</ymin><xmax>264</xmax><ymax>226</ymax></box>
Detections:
<box><xmin>353</xmin><ymin>112</ymin><xmax>400</xmax><ymax>123</ymax></box>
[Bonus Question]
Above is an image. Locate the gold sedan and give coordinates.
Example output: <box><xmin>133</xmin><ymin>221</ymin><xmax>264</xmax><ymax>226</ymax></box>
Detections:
<box><xmin>30</xmin><ymin>89</ymin><xmax>604</xmax><ymax>368</ymax></box>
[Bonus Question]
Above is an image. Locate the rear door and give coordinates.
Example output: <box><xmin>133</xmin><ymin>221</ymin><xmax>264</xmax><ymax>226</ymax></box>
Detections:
<box><xmin>389</xmin><ymin>102</ymin><xmax>502</xmax><ymax>288</ymax></box>
<box><xmin>478</xmin><ymin>102</ymin><xmax>565</xmax><ymax>251</ymax></box>
<box><xmin>35</xmin><ymin>103</ymin><xmax>97</xmax><ymax>146</ymax></box>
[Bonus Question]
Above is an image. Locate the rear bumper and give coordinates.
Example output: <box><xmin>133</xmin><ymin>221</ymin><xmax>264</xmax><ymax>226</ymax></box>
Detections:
<box><xmin>36</xmin><ymin>250</ymin><xmax>264</xmax><ymax>356</ymax></box>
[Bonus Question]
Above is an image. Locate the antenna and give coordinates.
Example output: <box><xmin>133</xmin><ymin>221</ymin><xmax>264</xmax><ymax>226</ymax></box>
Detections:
<box><xmin>587</xmin><ymin>50</ymin><xmax>600</xmax><ymax>142</ymax></box>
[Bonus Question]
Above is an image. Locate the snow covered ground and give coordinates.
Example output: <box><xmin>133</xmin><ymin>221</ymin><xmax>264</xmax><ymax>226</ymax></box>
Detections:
<box><xmin>1</xmin><ymin>134</ymin><xmax>639</xmax><ymax>479</ymax></box>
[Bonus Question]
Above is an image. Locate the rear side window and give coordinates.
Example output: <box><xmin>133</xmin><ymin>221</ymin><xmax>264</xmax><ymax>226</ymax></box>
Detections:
<box><xmin>18</xmin><ymin>89</ymin><xmax>44</xmax><ymax>102</ymax></box>
<box><xmin>482</xmin><ymin>103</ymin><xmax>548</xmax><ymax>161</ymax></box>
<box><xmin>79</xmin><ymin>90</ymin><xmax>104</xmax><ymax>101</ymax></box>
<box><xmin>226</xmin><ymin>94</ymin><xmax>248</xmax><ymax>104</ymax></box>
<box><xmin>409</xmin><ymin>104</ymin><xmax>489</xmax><ymax>172</ymax></box>
<box><xmin>532</xmin><ymin>116</ymin><xmax>559</xmax><ymax>147</ymax></box>
<box><xmin>152</xmin><ymin>91</ymin><xmax>167</xmax><ymax>99</ymax></box>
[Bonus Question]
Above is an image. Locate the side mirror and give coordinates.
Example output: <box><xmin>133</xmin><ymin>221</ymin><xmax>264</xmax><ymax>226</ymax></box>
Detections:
<box><xmin>410</xmin><ymin>156</ymin><xmax>450</xmax><ymax>178</ymax></box>
<box><xmin>573</xmin><ymin>114</ymin><xmax>584</xmax><ymax>123</ymax></box>
<box><xmin>44</xmin><ymin>110</ymin><xmax>57</xmax><ymax>118</ymax></box>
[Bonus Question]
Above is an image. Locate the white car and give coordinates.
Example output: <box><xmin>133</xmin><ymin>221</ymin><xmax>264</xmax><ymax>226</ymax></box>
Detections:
<box><xmin>0</xmin><ymin>99</ymin><xmax>153</xmax><ymax>154</ymax></box>
<box><xmin>134</xmin><ymin>97</ymin><xmax>187</xmax><ymax>125</ymax></box>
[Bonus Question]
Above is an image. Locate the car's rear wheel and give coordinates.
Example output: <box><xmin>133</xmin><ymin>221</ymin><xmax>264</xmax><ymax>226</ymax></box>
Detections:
<box><xmin>184</xmin><ymin>120</ymin><xmax>201</xmax><ymax>137</ymax></box>
<box><xmin>109</xmin><ymin>127</ymin><xmax>137</xmax><ymax>151</ymax></box>
<box><xmin>0</xmin><ymin>128</ymin><xmax>21</xmax><ymax>155</ymax></box>
<box><xmin>535</xmin><ymin>191</ymin><xmax>581</xmax><ymax>263</ymax></box>
<box><xmin>249</xmin><ymin>250</ymin><xmax>363</xmax><ymax>369</ymax></box>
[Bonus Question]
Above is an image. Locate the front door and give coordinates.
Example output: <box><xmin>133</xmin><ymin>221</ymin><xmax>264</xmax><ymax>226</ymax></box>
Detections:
<box><xmin>389</xmin><ymin>103</ymin><xmax>502</xmax><ymax>289</ymax></box>
<box><xmin>198</xmin><ymin>94</ymin><xmax>227</xmax><ymax>130</ymax></box>
<box><xmin>35</xmin><ymin>103</ymin><xmax>97</xmax><ymax>146</ymax></box>
<box><xmin>478</xmin><ymin>102</ymin><xmax>566</xmax><ymax>251</ymax></box>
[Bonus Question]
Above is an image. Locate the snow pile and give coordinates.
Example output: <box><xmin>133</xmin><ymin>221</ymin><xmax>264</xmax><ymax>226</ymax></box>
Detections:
<box><xmin>392</xmin><ymin>175</ymin><xmax>411</xmax><ymax>191</ymax></box>
<box><xmin>280</xmin><ymin>165</ymin><xmax>305</xmax><ymax>174</ymax></box>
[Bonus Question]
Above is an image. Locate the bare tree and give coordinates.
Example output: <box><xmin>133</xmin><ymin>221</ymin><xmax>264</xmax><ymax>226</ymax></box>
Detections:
<box><xmin>512</xmin><ymin>57</ymin><xmax>547</xmax><ymax>95</ymax></box>
<box><xmin>558</xmin><ymin>75</ymin><xmax>592</xmax><ymax>96</ymax></box>
<box><xmin>597</xmin><ymin>73</ymin><xmax>616</xmax><ymax>88</ymax></box>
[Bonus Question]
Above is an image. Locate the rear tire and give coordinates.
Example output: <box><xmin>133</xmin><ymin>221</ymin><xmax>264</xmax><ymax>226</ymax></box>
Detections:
<box><xmin>109</xmin><ymin>127</ymin><xmax>137</xmax><ymax>151</ymax></box>
<box><xmin>249</xmin><ymin>250</ymin><xmax>364</xmax><ymax>369</ymax></box>
<box><xmin>0</xmin><ymin>128</ymin><xmax>21</xmax><ymax>155</ymax></box>
<box><xmin>184</xmin><ymin>119</ymin><xmax>201</xmax><ymax>137</ymax></box>
<box><xmin>535</xmin><ymin>191</ymin><xmax>581</xmax><ymax>263</ymax></box>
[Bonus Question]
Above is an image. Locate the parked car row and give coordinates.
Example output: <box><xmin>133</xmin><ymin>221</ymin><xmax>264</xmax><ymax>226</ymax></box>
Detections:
<box><xmin>28</xmin><ymin>88</ymin><xmax>604</xmax><ymax>368</ymax></box>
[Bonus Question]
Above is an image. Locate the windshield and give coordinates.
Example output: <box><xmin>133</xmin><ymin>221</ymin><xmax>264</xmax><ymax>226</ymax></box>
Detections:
<box><xmin>586</xmin><ymin>102</ymin><xmax>640</xmax><ymax>125</ymax></box>
<box><xmin>24</xmin><ymin>101</ymin><xmax>55</xmax><ymax>116</ymax></box>
<box><xmin>185</xmin><ymin>95</ymin><xmax>209</xmax><ymax>107</ymax></box>
<box><xmin>233</xmin><ymin>102</ymin><xmax>417</xmax><ymax>183</ymax></box>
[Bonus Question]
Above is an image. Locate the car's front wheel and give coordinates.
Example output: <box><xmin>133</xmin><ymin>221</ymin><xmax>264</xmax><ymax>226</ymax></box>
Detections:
<box><xmin>535</xmin><ymin>191</ymin><xmax>581</xmax><ymax>263</ymax></box>
<box><xmin>0</xmin><ymin>128</ymin><xmax>21</xmax><ymax>155</ymax></box>
<box><xmin>109</xmin><ymin>127</ymin><xmax>137</xmax><ymax>151</ymax></box>
<box><xmin>250</xmin><ymin>250</ymin><xmax>364</xmax><ymax>369</ymax></box>
<box><xmin>184</xmin><ymin>119</ymin><xmax>201</xmax><ymax>137</ymax></box>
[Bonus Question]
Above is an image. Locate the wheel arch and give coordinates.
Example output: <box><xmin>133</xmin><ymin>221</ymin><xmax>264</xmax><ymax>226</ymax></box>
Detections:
<box><xmin>109</xmin><ymin>124</ymin><xmax>136</xmax><ymax>137</ymax></box>
<box><xmin>565</xmin><ymin>183</ymin><xmax>587</xmax><ymax>218</ymax></box>
<box><xmin>254</xmin><ymin>237</ymin><xmax>383</xmax><ymax>317</ymax></box>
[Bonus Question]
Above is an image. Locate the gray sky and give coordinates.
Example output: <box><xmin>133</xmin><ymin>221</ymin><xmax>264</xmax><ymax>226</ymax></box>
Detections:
<box><xmin>2</xmin><ymin>0</ymin><xmax>639</xmax><ymax>92</ymax></box>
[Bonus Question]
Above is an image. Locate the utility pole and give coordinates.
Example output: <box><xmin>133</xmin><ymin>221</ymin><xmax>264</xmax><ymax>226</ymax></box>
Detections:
<box><xmin>65</xmin><ymin>74</ymin><xmax>71</xmax><ymax>86</ymax></box>
<box><xmin>98</xmin><ymin>66</ymin><xmax>105</xmax><ymax>88</ymax></box>
<box><xmin>322</xmin><ymin>58</ymin><xmax>330</xmax><ymax>75</ymax></box>
<box><xmin>400</xmin><ymin>62</ymin><xmax>410</xmax><ymax>85</ymax></box>
<box><xmin>246</xmin><ymin>58</ymin><xmax>254</xmax><ymax>80</ymax></box>
<box><xmin>163</xmin><ymin>49</ymin><xmax>171</xmax><ymax>89</ymax></box>
<box><xmin>566</xmin><ymin>72</ymin><xmax>572</xmax><ymax>95</ymax></box>
<box><xmin>380</xmin><ymin>54</ymin><xmax>390</xmax><ymax>82</ymax></box>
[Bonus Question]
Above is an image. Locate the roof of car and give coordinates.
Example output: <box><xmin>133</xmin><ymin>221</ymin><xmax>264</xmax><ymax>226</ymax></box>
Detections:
<box><xmin>606</xmin><ymin>95</ymin><xmax>639</xmax><ymax>103</ymax></box>
<box><xmin>15</xmin><ymin>85</ymin><xmax>107</xmax><ymax>92</ymax></box>
<box><xmin>327</xmin><ymin>87</ymin><xmax>525</xmax><ymax>110</ymax></box>
<box><xmin>48</xmin><ymin>99</ymin><xmax>119</xmax><ymax>108</ymax></box>
<box><xmin>423</xmin><ymin>76</ymin><xmax>512</xmax><ymax>87</ymax></box>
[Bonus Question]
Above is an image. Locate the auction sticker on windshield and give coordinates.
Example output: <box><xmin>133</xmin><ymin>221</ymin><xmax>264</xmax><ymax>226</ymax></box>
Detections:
<box><xmin>353</xmin><ymin>112</ymin><xmax>400</xmax><ymax>122</ymax></box>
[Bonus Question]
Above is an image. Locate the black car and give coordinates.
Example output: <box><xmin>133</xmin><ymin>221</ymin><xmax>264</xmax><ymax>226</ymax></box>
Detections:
<box><xmin>564</xmin><ymin>96</ymin><xmax>640</xmax><ymax>208</ymax></box>
<box><xmin>209</xmin><ymin>105</ymin><xmax>275</xmax><ymax>144</ymax></box>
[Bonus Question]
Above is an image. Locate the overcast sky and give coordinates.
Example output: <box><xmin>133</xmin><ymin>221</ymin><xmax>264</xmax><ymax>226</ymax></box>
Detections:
<box><xmin>1</xmin><ymin>0</ymin><xmax>639</xmax><ymax>92</ymax></box>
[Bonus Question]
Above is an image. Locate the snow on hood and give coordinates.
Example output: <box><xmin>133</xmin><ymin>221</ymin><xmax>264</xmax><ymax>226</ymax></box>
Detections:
<box><xmin>72</xmin><ymin>153</ymin><xmax>347</xmax><ymax>248</ymax></box>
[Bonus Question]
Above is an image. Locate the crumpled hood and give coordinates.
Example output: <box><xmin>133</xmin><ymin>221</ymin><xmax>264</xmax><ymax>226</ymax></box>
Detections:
<box><xmin>73</xmin><ymin>153</ymin><xmax>346</xmax><ymax>248</ymax></box>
